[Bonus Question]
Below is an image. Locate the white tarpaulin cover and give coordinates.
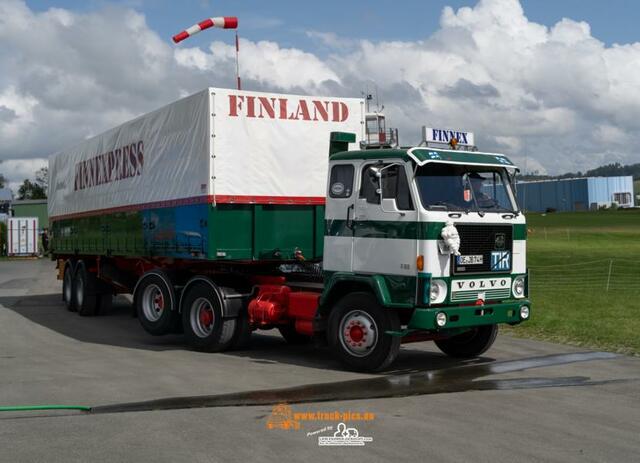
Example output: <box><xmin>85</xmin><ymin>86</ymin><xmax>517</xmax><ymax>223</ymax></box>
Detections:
<box><xmin>48</xmin><ymin>88</ymin><xmax>363</xmax><ymax>219</ymax></box>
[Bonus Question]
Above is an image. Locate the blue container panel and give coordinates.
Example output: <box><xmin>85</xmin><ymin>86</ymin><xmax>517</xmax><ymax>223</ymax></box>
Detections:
<box><xmin>587</xmin><ymin>176</ymin><xmax>634</xmax><ymax>207</ymax></box>
<box><xmin>517</xmin><ymin>178</ymin><xmax>588</xmax><ymax>212</ymax></box>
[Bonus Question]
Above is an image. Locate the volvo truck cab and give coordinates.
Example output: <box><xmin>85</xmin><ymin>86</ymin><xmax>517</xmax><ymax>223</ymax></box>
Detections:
<box><xmin>322</xmin><ymin>131</ymin><xmax>530</xmax><ymax>370</ymax></box>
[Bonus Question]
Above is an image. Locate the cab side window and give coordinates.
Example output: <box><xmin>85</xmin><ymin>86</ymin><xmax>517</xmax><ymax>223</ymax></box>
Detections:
<box><xmin>359</xmin><ymin>164</ymin><xmax>414</xmax><ymax>210</ymax></box>
<box><xmin>359</xmin><ymin>165</ymin><xmax>380</xmax><ymax>204</ymax></box>
<box><xmin>329</xmin><ymin>165</ymin><xmax>354</xmax><ymax>198</ymax></box>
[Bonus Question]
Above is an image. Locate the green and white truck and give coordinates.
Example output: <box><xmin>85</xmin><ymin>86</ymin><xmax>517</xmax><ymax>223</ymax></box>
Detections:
<box><xmin>49</xmin><ymin>88</ymin><xmax>530</xmax><ymax>371</ymax></box>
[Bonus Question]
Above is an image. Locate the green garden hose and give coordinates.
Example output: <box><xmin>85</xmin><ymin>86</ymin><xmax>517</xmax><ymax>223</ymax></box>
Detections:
<box><xmin>0</xmin><ymin>405</ymin><xmax>90</xmax><ymax>412</ymax></box>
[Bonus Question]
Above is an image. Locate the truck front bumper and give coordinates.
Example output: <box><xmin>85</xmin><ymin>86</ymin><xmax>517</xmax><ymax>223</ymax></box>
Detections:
<box><xmin>407</xmin><ymin>300</ymin><xmax>531</xmax><ymax>331</ymax></box>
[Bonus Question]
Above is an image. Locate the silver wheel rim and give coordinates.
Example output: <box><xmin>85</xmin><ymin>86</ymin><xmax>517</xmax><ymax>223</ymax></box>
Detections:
<box><xmin>339</xmin><ymin>310</ymin><xmax>378</xmax><ymax>357</ymax></box>
<box><xmin>141</xmin><ymin>284</ymin><xmax>165</xmax><ymax>322</ymax></box>
<box><xmin>75</xmin><ymin>274</ymin><xmax>84</xmax><ymax>308</ymax></box>
<box><xmin>190</xmin><ymin>297</ymin><xmax>215</xmax><ymax>338</ymax></box>
<box><xmin>64</xmin><ymin>270</ymin><xmax>72</xmax><ymax>302</ymax></box>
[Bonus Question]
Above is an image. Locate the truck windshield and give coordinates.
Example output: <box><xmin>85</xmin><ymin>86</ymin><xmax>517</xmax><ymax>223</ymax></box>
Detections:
<box><xmin>415</xmin><ymin>163</ymin><xmax>517</xmax><ymax>212</ymax></box>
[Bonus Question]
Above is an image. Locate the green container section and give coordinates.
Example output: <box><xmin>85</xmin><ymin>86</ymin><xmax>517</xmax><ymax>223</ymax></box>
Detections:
<box><xmin>51</xmin><ymin>203</ymin><xmax>325</xmax><ymax>262</ymax></box>
<box><xmin>12</xmin><ymin>200</ymin><xmax>49</xmax><ymax>229</ymax></box>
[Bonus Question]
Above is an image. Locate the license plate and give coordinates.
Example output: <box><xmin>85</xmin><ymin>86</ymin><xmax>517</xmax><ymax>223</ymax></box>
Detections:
<box><xmin>457</xmin><ymin>255</ymin><xmax>483</xmax><ymax>265</ymax></box>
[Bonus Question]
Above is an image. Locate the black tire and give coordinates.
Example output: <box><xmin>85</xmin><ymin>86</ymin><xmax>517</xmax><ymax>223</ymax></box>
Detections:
<box><xmin>435</xmin><ymin>324</ymin><xmax>499</xmax><ymax>358</ymax></box>
<box><xmin>278</xmin><ymin>324</ymin><xmax>311</xmax><ymax>345</ymax></box>
<box><xmin>327</xmin><ymin>292</ymin><xmax>401</xmax><ymax>372</ymax></box>
<box><xmin>135</xmin><ymin>272</ymin><xmax>180</xmax><ymax>336</ymax></box>
<box><xmin>62</xmin><ymin>261</ymin><xmax>76</xmax><ymax>312</ymax></box>
<box><xmin>231</xmin><ymin>308</ymin><xmax>252</xmax><ymax>350</ymax></box>
<box><xmin>181</xmin><ymin>281</ymin><xmax>237</xmax><ymax>352</ymax></box>
<box><xmin>73</xmin><ymin>261</ymin><xmax>99</xmax><ymax>316</ymax></box>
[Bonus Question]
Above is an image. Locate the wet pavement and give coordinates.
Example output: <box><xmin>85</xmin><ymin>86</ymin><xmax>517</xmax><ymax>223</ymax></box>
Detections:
<box><xmin>0</xmin><ymin>259</ymin><xmax>639</xmax><ymax>462</ymax></box>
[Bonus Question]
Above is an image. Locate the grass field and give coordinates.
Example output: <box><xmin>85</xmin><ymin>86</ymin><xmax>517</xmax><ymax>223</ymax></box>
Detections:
<box><xmin>505</xmin><ymin>209</ymin><xmax>640</xmax><ymax>355</ymax></box>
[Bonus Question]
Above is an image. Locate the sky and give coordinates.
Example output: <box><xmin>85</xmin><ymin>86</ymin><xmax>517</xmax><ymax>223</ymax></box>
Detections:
<box><xmin>2</xmin><ymin>0</ymin><xmax>640</xmax><ymax>190</ymax></box>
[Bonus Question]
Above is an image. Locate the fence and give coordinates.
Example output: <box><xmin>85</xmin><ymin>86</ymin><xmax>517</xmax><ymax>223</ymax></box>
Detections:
<box><xmin>529</xmin><ymin>259</ymin><xmax>640</xmax><ymax>293</ymax></box>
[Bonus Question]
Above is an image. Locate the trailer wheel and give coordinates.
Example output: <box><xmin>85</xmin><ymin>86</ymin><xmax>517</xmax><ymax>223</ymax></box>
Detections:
<box><xmin>63</xmin><ymin>261</ymin><xmax>76</xmax><ymax>312</ymax></box>
<box><xmin>182</xmin><ymin>281</ymin><xmax>236</xmax><ymax>352</ymax></box>
<box><xmin>435</xmin><ymin>325</ymin><xmax>498</xmax><ymax>358</ymax></box>
<box><xmin>231</xmin><ymin>308</ymin><xmax>252</xmax><ymax>350</ymax></box>
<box><xmin>73</xmin><ymin>261</ymin><xmax>99</xmax><ymax>316</ymax></box>
<box><xmin>328</xmin><ymin>292</ymin><xmax>400</xmax><ymax>372</ymax></box>
<box><xmin>135</xmin><ymin>272</ymin><xmax>180</xmax><ymax>336</ymax></box>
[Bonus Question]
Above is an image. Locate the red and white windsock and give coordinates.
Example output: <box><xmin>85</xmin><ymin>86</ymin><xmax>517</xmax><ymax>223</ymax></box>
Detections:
<box><xmin>172</xmin><ymin>16</ymin><xmax>238</xmax><ymax>43</ymax></box>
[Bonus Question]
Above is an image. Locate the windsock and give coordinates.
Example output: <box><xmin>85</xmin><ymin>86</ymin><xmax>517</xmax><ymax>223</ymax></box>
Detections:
<box><xmin>172</xmin><ymin>17</ymin><xmax>238</xmax><ymax>43</ymax></box>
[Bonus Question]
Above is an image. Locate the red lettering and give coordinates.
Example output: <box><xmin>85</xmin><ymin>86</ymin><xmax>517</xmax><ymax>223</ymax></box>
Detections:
<box><xmin>257</xmin><ymin>97</ymin><xmax>276</xmax><ymax>119</ymax></box>
<box><xmin>332</xmin><ymin>101</ymin><xmax>349</xmax><ymax>122</ymax></box>
<box><xmin>228</xmin><ymin>94</ymin><xmax>244</xmax><ymax>117</ymax></box>
<box><xmin>123</xmin><ymin>145</ymin><xmax>131</xmax><ymax>178</ymax></box>
<box><xmin>290</xmin><ymin>100</ymin><xmax>311</xmax><ymax>121</ymax></box>
<box><xmin>246</xmin><ymin>96</ymin><xmax>256</xmax><ymax>118</ymax></box>
<box><xmin>73</xmin><ymin>141</ymin><xmax>143</xmax><ymax>191</ymax></box>
<box><xmin>312</xmin><ymin>101</ymin><xmax>329</xmax><ymax>121</ymax></box>
<box><xmin>278</xmin><ymin>98</ymin><xmax>288</xmax><ymax>119</ymax></box>
<box><xmin>137</xmin><ymin>141</ymin><xmax>144</xmax><ymax>175</ymax></box>
<box><xmin>129</xmin><ymin>143</ymin><xmax>137</xmax><ymax>176</ymax></box>
<box><xmin>107</xmin><ymin>151</ymin><xmax>114</xmax><ymax>182</ymax></box>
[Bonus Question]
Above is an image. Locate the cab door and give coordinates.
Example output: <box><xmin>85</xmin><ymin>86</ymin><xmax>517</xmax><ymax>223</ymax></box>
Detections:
<box><xmin>352</xmin><ymin>161</ymin><xmax>418</xmax><ymax>278</ymax></box>
<box><xmin>323</xmin><ymin>162</ymin><xmax>357</xmax><ymax>273</ymax></box>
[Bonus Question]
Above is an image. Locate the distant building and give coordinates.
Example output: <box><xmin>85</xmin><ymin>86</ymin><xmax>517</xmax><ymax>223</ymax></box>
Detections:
<box><xmin>516</xmin><ymin>176</ymin><xmax>634</xmax><ymax>212</ymax></box>
<box><xmin>12</xmin><ymin>199</ymin><xmax>48</xmax><ymax>229</ymax></box>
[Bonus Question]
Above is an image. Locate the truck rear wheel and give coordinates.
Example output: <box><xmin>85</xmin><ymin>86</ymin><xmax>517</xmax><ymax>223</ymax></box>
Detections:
<box><xmin>63</xmin><ymin>261</ymin><xmax>76</xmax><ymax>312</ymax></box>
<box><xmin>135</xmin><ymin>272</ymin><xmax>180</xmax><ymax>336</ymax></box>
<box><xmin>73</xmin><ymin>261</ymin><xmax>99</xmax><ymax>316</ymax></box>
<box><xmin>181</xmin><ymin>281</ymin><xmax>237</xmax><ymax>352</ymax></box>
<box><xmin>231</xmin><ymin>308</ymin><xmax>252</xmax><ymax>350</ymax></box>
<box><xmin>328</xmin><ymin>292</ymin><xmax>401</xmax><ymax>372</ymax></box>
<box><xmin>435</xmin><ymin>324</ymin><xmax>498</xmax><ymax>358</ymax></box>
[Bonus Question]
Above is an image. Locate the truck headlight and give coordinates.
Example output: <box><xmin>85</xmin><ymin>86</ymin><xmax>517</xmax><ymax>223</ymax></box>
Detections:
<box><xmin>512</xmin><ymin>276</ymin><xmax>526</xmax><ymax>299</ymax></box>
<box><xmin>436</xmin><ymin>312</ymin><xmax>447</xmax><ymax>327</ymax></box>
<box><xmin>430</xmin><ymin>279</ymin><xmax>447</xmax><ymax>304</ymax></box>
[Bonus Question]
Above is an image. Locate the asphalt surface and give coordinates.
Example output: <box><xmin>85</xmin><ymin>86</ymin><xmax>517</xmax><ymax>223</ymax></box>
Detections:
<box><xmin>0</xmin><ymin>259</ymin><xmax>638</xmax><ymax>462</ymax></box>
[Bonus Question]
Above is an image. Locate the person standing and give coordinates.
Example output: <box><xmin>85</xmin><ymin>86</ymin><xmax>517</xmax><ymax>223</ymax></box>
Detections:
<box><xmin>41</xmin><ymin>228</ymin><xmax>49</xmax><ymax>255</ymax></box>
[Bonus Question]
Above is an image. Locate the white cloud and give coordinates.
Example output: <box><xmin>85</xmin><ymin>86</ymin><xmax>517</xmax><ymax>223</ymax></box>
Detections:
<box><xmin>2</xmin><ymin>158</ymin><xmax>47</xmax><ymax>192</ymax></box>
<box><xmin>1</xmin><ymin>0</ymin><xmax>640</xmax><ymax>179</ymax></box>
<box><xmin>175</xmin><ymin>38</ymin><xmax>340</xmax><ymax>90</ymax></box>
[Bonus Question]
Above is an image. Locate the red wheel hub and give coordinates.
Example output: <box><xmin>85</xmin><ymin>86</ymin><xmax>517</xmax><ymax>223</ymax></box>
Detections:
<box><xmin>348</xmin><ymin>324</ymin><xmax>365</xmax><ymax>343</ymax></box>
<box><xmin>154</xmin><ymin>293</ymin><xmax>164</xmax><ymax>311</ymax></box>
<box><xmin>199</xmin><ymin>306</ymin><xmax>213</xmax><ymax>327</ymax></box>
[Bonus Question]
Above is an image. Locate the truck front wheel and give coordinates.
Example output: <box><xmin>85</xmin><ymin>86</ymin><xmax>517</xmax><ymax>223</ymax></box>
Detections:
<box><xmin>328</xmin><ymin>292</ymin><xmax>401</xmax><ymax>372</ymax></box>
<box><xmin>181</xmin><ymin>281</ymin><xmax>236</xmax><ymax>352</ymax></box>
<box><xmin>435</xmin><ymin>324</ymin><xmax>498</xmax><ymax>358</ymax></box>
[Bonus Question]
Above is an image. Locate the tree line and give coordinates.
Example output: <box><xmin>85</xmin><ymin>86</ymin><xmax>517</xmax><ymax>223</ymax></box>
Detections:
<box><xmin>0</xmin><ymin>166</ymin><xmax>48</xmax><ymax>199</ymax></box>
<box><xmin>521</xmin><ymin>162</ymin><xmax>640</xmax><ymax>181</ymax></box>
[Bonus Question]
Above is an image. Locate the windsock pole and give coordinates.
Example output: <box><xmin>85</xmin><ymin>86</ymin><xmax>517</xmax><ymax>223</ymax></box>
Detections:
<box><xmin>172</xmin><ymin>16</ymin><xmax>241</xmax><ymax>90</ymax></box>
<box><xmin>235</xmin><ymin>31</ymin><xmax>241</xmax><ymax>90</ymax></box>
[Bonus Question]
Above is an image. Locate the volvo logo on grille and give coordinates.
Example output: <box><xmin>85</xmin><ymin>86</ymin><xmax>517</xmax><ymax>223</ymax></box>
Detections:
<box><xmin>494</xmin><ymin>233</ymin><xmax>506</xmax><ymax>250</ymax></box>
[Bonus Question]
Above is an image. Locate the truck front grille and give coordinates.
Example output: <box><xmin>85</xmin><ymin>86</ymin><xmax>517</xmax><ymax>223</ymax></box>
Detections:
<box><xmin>452</xmin><ymin>224</ymin><xmax>513</xmax><ymax>274</ymax></box>
<box><xmin>451</xmin><ymin>288</ymin><xmax>511</xmax><ymax>302</ymax></box>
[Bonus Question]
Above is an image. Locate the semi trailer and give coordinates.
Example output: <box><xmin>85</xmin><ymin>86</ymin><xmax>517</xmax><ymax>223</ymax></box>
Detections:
<box><xmin>49</xmin><ymin>88</ymin><xmax>531</xmax><ymax>371</ymax></box>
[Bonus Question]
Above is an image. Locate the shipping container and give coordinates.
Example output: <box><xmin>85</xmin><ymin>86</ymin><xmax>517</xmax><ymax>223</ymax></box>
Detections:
<box><xmin>7</xmin><ymin>217</ymin><xmax>39</xmax><ymax>256</ymax></box>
